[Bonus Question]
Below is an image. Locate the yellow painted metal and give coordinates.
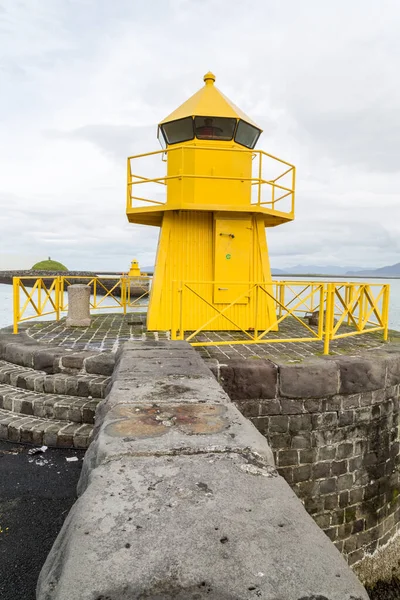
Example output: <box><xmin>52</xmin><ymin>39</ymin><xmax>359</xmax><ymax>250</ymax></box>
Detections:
<box><xmin>12</xmin><ymin>277</ymin><xmax>389</xmax><ymax>355</ymax></box>
<box><xmin>127</xmin><ymin>72</ymin><xmax>295</xmax><ymax>332</ymax></box>
<box><xmin>12</xmin><ymin>275</ymin><xmax>152</xmax><ymax>333</ymax></box>
<box><xmin>213</xmin><ymin>215</ymin><xmax>252</xmax><ymax>304</ymax></box>
<box><xmin>126</xmin><ymin>145</ymin><xmax>295</xmax><ymax>227</ymax></box>
<box><xmin>128</xmin><ymin>259</ymin><xmax>141</xmax><ymax>277</ymax></box>
<box><xmin>146</xmin><ymin>211</ymin><xmax>277</xmax><ymax>331</ymax></box>
<box><xmin>169</xmin><ymin>280</ymin><xmax>390</xmax><ymax>355</ymax></box>
<box><xmin>159</xmin><ymin>71</ymin><xmax>260</xmax><ymax>128</ymax></box>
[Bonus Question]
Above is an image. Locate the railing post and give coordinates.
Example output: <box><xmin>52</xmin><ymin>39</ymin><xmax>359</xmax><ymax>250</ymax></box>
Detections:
<box><xmin>345</xmin><ymin>285</ymin><xmax>351</xmax><ymax>326</ymax></box>
<box><xmin>254</xmin><ymin>284</ymin><xmax>259</xmax><ymax>340</ymax></box>
<box><xmin>121</xmin><ymin>277</ymin><xmax>127</xmax><ymax>315</ymax></box>
<box><xmin>55</xmin><ymin>277</ymin><xmax>61</xmax><ymax>321</ymax></box>
<box><xmin>93</xmin><ymin>278</ymin><xmax>97</xmax><ymax>310</ymax></box>
<box><xmin>310</xmin><ymin>284</ymin><xmax>315</xmax><ymax>312</ymax></box>
<box><xmin>278</xmin><ymin>283</ymin><xmax>285</xmax><ymax>318</ymax></box>
<box><xmin>291</xmin><ymin>166</ymin><xmax>296</xmax><ymax>215</ymax></box>
<box><xmin>126</xmin><ymin>157</ymin><xmax>131</xmax><ymax>213</ymax></box>
<box><xmin>382</xmin><ymin>284</ymin><xmax>390</xmax><ymax>341</ymax></box>
<box><xmin>59</xmin><ymin>277</ymin><xmax>64</xmax><ymax>312</ymax></box>
<box><xmin>171</xmin><ymin>280</ymin><xmax>181</xmax><ymax>340</ymax></box>
<box><xmin>13</xmin><ymin>277</ymin><xmax>20</xmax><ymax>334</ymax></box>
<box><xmin>323</xmin><ymin>283</ymin><xmax>334</xmax><ymax>355</ymax></box>
<box><xmin>358</xmin><ymin>285</ymin><xmax>365</xmax><ymax>331</ymax></box>
<box><xmin>38</xmin><ymin>278</ymin><xmax>42</xmax><ymax>315</ymax></box>
<box><xmin>317</xmin><ymin>285</ymin><xmax>324</xmax><ymax>340</ymax></box>
<box><xmin>257</xmin><ymin>152</ymin><xmax>262</xmax><ymax>205</ymax></box>
<box><xmin>178</xmin><ymin>283</ymin><xmax>184</xmax><ymax>340</ymax></box>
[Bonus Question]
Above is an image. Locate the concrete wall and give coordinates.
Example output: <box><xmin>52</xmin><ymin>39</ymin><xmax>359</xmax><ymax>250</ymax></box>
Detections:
<box><xmin>37</xmin><ymin>341</ymin><xmax>368</xmax><ymax>600</ymax></box>
<box><xmin>209</xmin><ymin>349</ymin><xmax>400</xmax><ymax>586</ymax></box>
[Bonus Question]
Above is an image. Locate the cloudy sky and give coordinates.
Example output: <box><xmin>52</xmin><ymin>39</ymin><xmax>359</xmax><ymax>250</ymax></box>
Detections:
<box><xmin>1</xmin><ymin>0</ymin><xmax>399</xmax><ymax>271</ymax></box>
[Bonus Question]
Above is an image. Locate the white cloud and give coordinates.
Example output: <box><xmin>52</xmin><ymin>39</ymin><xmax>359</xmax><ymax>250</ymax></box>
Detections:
<box><xmin>0</xmin><ymin>0</ymin><xmax>400</xmax><ymax>271</ymax></box>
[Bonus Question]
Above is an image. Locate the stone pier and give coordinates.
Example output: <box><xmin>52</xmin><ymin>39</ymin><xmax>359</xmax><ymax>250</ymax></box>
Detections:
<box><xmin>37</xmin><ymin>340</ymin><xmax>368</xmax><ymax>600</ymax></box>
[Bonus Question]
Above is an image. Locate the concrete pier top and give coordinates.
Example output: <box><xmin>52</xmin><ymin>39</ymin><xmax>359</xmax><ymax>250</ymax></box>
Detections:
<box><xmin>37</xmin><ymin>340</ymin><xmax>368</xmax><ymax>600</ymax></box>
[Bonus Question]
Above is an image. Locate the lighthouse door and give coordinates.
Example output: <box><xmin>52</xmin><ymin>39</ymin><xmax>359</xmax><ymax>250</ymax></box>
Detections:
<box><xmin>213</xmin><ymin>215</ymin><xmax>251</xmax><ymax>304</ymax></box>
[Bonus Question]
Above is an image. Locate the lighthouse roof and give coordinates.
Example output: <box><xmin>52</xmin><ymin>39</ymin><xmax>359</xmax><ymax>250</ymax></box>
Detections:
<box><xmin>159</xmin><ymin>72</ymin><xmax>261</xmax><ymax>130</ymax></box>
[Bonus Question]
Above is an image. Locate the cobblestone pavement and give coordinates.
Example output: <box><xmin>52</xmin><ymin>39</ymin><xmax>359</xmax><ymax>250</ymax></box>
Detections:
<box><xmin>21</xmin><ymin>313</ymin><xmax>169</xmax><ymax>352</ymax></box>
<box><xmin>18</xmin><ymin>313</ymin><xmax>392</xmax><ymax>362</ymax></box>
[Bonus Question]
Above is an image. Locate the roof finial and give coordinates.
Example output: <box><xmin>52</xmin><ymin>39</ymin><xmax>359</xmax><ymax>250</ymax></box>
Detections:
<box><xmin>203</xmin><ymin>71</ymin><xmax>216</xmax><ymax>86</ymax></box>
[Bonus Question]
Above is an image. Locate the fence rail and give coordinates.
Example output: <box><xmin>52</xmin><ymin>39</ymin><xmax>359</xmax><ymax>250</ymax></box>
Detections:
<box><xmin>127</xmin><ymin>145</ymin><xmax>296</xmax><ymax>217</ymax></box>
<box><xmin>12</xmin><ymin>275</ymin><xmax>152</xmax><ymax>334</ymax></box>
<box><xmin>12</xmin><ymin>277</ymin><xmax>390</xmax><ymax>355</ymax></box>
<box><xmin>170</xmin><ymin>281</ymin><xmax>390</xmax><ymax>354</ymax></box>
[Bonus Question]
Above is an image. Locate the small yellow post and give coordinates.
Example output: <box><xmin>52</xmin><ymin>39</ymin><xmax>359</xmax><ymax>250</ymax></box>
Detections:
<box><xmin>13</xmin><ymin>277</ymin><xmax>20</xmax><ymax>334</ymax></box>
<box><xmin>291</xmin><ymin>166</ymin><xmax>296</xmax><ymax>214</ymax></box>
<box><xmin>358</xmin><ymin>285</ymin><xmax>364</xmax><ymax>331</ymax></box>
<box><xmin>317</xmin><ymin>285</ymin><xmax>324</xmax><ymax>340</ymax></box>
<box><xmin>254</xmin><ymin>284</ymin><xmax>259</xmax><ymax>339</ymax></box>
<box><xmin>55</xmin><ymin>277</ymin><xmax>61</xmax><ymax>321</ymax></box>
<box><xmin>278</xmin><ymin>283</ymin><xmax>285</xmax><ymax>318</ymax></box>
<box><xmin>382</xmin><ymin>284</ymin><xmax>390</xmax><ymax>341</ymax></box>
<box><xmin>121</xmin><ymin>277</ymin><xmax>127</xmax><ymax>315</ymax></box>
<box><xmin>310</xmin><ymin>284</ymin><xmax>315</xmax><ymax>312</ymax></box>
<box><xmin>257</xmin><ymin>153</ymin><xmax>262</xmax><ymax>205</ymax></box>
<box><xmin>128</xmin><ymin>260</ymin><xmax>141</xmax><ymax>277</ymax></box>
<box><xmin>178</xmin><ymin>283</ymin><xmax>184</xmax><ymax>340</ymax></box>
<box><xmin>93</xmin><ymin>278</ymin><xmax>97</xmax><ymax>309</ymax></box>
<box><xmin>345</xmin><ymin>284</ymin><xmax>351</xmax><ymax>326</ymax></box>
<box><xmin>323</xmin><ymin>283</ymin><xmax>334</xmax><ymax>355</ymax></box>
<box><xmin>38</xmin><ymin>279</ymin><xmax>42</xmax><ymax>315</ymax></box>
<box><xmin>59</xmin><ymin>277</ymin><xmax>64</xmax><ymax>312</ymax></box>
<box><xmin>171</xmin><ymin>280</ymin><xmax>179</xmax><ymax>340</ymax></box>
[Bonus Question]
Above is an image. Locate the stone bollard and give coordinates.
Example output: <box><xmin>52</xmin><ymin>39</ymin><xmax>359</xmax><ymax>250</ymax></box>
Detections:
<box><xmin>66</xmin><ymin>284</ymin><xmax>91</xmax><ymax>327</ymax></box>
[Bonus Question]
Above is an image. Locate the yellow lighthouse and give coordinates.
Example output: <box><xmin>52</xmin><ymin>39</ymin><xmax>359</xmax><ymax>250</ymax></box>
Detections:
<box><xmin>126</xmin><ymin>72</ymin><xmax>295</xmax><ymax>334</ymax></box>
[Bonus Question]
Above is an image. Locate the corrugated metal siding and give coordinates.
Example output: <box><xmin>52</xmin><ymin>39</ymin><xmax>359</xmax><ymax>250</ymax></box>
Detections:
<box><xmin>147</xmin><ymin>210</ymin><xmax>276</xmax><ymax>333</ymax></box>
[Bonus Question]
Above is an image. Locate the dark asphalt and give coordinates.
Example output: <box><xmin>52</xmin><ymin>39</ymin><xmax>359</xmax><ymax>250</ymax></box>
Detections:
<box><xmin>0</xmin><ymin>440</ymin><xmax>84</xmax><ymax>600</ymax></box>
<box><xmin>367</xmin><ymin>579</ymin><xmax>400</xmax><ymax>600</ymax></box>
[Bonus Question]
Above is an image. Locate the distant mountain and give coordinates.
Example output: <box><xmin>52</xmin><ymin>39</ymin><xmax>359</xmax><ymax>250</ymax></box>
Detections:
<box><xmin>141</xmin><ymin>265</ymin><xmax>154</xmax><ymax>274</ymax></box>
<box><xmin>271</xmin><ymin>268</ymin><xmax>287</xmax><ymax>275</ymax></box>
<box><xmin>346</xmin><ymin>262</ymin><xmax>400</xmax><ymax>277</ymax></box>
<box><xmin>276</xmin><ymin>265</ymin><xmax>364</xmax><ymax>276</ymax></box>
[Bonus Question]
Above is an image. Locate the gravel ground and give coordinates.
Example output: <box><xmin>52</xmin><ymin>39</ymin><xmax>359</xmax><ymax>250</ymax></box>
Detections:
<box><xmin>0</xmin><ymin>440</ymin><xmax>83</xmax><ymax>600</ymax></box>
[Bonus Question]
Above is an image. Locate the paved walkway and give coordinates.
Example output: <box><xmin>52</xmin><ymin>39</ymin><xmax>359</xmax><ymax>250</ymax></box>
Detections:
<box><xmin>15</xmin><ymin>312</ymin><xmax>390</xmax><ymax>362</ymax></box>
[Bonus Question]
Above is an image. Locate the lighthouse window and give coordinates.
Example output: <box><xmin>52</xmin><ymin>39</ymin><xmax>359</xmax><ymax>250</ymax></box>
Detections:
<box><xmin>157</xmin><ymin>126</ymin><xmax>167</xmax><ymax>149</ymax></box>
<box><xmin>194</xmin><ymin>116</ymin><xmax>236</xmax><ymax>141</ymax></box>
<box><xmin>234</xmin><ymin>120</ymin><xmax>261</xmax><ymax>149</ymax></box>
<box><xmin>161</xmin><ymin>117</ymin><xmax>194</xmax><ymax>145</ymax></box>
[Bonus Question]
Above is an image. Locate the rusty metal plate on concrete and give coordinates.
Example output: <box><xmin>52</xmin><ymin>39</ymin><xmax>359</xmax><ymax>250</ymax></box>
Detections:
<box><xmin>104</xmin><ymin>404</ymin><xmax>228</xmax><ymax>439</ymax></box>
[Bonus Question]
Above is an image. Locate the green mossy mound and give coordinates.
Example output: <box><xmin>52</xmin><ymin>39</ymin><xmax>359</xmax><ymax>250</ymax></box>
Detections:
<box><xmin>31</xmin><ymin>260</ymin><xmax>68</xmax><ymax>271</ymax></box>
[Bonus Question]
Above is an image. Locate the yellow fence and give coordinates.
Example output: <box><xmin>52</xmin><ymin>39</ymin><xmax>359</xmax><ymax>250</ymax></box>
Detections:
<box><xmin>12</xmin><ymin>277</ymin><xmax>390</xmax><ymax>355</ymax></box>
<box><xmin>127</xmin><ymin>145</ymin><xmax>296</xmax><ymax>217</ymax></box>
<box><xmin>12</xmin><ymin>275</ymin><xmax>151</xmax><ymax>334</ymax></box>
<box><xmin>170</xmin><ymin>281</ymin><xmax>390</xmax><ymax>354</ymax></box>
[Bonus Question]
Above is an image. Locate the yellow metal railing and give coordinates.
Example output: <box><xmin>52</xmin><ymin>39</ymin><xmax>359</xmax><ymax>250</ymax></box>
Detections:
<box><xmin>127</xmin><ymin>145</ymin><xmax>295</xmax><ymax>217</ymax></box>
<box><xmin>12</xmin><ymin>275</ymin><xmax>152</xmax><ymax>334</ymax></box>
<box><xmin>170</xmin><ymin>281</ymin><xmax>390</xmax><ymax>354</ymax></box>
<box><xmin>12</xmin><ymin>277</ymin><xmax>390</xmax><ymax>355</ymax></box>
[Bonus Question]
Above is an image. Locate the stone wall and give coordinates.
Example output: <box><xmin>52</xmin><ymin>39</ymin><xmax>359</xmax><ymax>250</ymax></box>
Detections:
<box><xmin>207</xmin><ymin>350</ymin><xmax>400</xmax><ymax>586</ymax></box>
